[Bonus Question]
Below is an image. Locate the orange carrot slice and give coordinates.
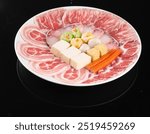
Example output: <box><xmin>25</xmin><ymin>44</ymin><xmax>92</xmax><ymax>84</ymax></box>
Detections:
<box><xmin>86</xmin><ymin>49</ymin><xmax>116</xmax><ymax>70</ymax></box>
<box><xmin>90</xmin><ymin>49</ymin><xmax>122</xmax><ymax>73</ymax></box>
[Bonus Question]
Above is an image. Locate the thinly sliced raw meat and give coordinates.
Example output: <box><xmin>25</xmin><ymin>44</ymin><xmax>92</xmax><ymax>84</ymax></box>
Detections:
<box><xmin>82</xmin><ymin>72</ymin><xmax>100</xmax><ymax>84</ymax></box>
<box><xmin>82</xmin><ymin>76</ymin><xmax>99</xmax><ymax>84</ymax></box>
<box><xmin>54</xmin><ymin>67</ymin><xmax>89</xmax><ymax>84</ymax></box>
<box><xmin>120</xmin><ymin>40</ymin><xmax>140</xmax><ymax>59</ymax></box>
<box><xmin>122</xmin><ymin>47</ymin><xmax>138</xmax><ymax>58</ymax></box>
<box><xmin>30</xmin><ymin>58</ymin><xmax>69</xmax><ymax>76</ymax></box>
<box><xmin>123</xmin><ymin>41</ymin><xmax>138</xmax><ymax>49</ymax></box>
<box><xmin>62</xmin><ymin>9</ymin><xmax>81</xmax><ymax>25</ymax></box>
<box><xmin>35</xmin><ymin>8</ymin><xmax>65</xmax><ymax>30</ymax></box>
<box><xmin>94</xmin><ymin>11</ymin><xmax>139</xmax><ymax>43</ymax></box>
<box><xmin>20</xmin><ymin>26</ymin><xmax>47</xmax><ymax>48</ymax></box>
<box><xmin>110</xmin><ymin>68</ymin><xmax>125</xmax><ymax>74</ymax></box>
<box><xmin>121</xmin><ymin>54</ymin><xmax>138</xmax><ymax>61</ymax></box>
<box><xmin>47</xmin><ymin>8</ymin><xmax>65</xmax><ymax>30</ymax></box>
<box><xmin>35</xmin><ymin>12</ymin><xmax>53</xmax><ymax>30</ymax></box>
<box><xmin>94</xmin><ymin>11</ymin><xmax>115</xmax><ymax>29</ymax></box>
<box><xmin>109</xmin><ymin>23</ymin><xmax>139</xmax><ymax>43</ymax></box>
<box><xmin>82</xmin><ymin>68</ymin><xmax>117</xmax><ymax>84</ymax></box>
<box><xmin>81</xmin><ymin>9</ymin><xmax>100</xmax><ymax>25</ymax></box>
<box><xmin>62</xmin><ymin>8</ymin><xmax>100</xmax><ymax>26</ymax></box>
<box><xmin>98</xmin><ymin>71</ymin><xmax>116</xmax><ymax>79</ymax></box>
<box><xmin>113</xmin><ymin>60</ymin><xmax>132</xmax><ymax>70</ymax></box>
<box><xmin>17</xmin><ymin>43</ymin><xmax>53</xmax><ymax>61</ymax></box>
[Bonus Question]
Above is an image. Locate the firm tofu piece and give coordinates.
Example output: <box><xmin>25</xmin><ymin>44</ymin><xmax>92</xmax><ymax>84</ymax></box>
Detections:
<box><xmin>61</xmin><ymin>46</ymin><xmax>81</xmax><ymax>64</ymax></box>
<box><xmin>86</xmin><ymin>48</ymin><xmax>100</xmax><ymax>61</ymax></box>
<box><xmin>94</xmin><ymin>44</ymin><xmax>108</xmax><ymax>56</ymax></box>
<box><xmin>51</xmin><ymin>40</ymin><xmax>70</xmax><ymax>57</ymax></box>
<box><xmin>70</xmin><ymin>53</ymin><xmax>91</xmax><ymax>70</ymax></box>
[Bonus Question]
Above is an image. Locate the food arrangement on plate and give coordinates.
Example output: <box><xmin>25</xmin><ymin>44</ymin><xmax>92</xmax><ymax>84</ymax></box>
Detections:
<box><xmin>15</xmin><ymin>6</ymin><xmax>141</xmax><ymax>86</ymax></box>
<box><xmin>49</xmin><ymin>27</ymin><xmax>122</xmax><ymax>73</ymax></box>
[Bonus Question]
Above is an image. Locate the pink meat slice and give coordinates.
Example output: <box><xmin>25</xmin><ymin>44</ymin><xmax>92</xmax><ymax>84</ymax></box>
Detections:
<box><xmin>35</xmin><ymin>12</ymin><xmax>53</xmax><ymax>30</ymax></box>
<box><xmin>20</xmin><ymin>26</ymin><xmax>47</xmax><ymax>48</ymax></box>
<box><xmin>47</xmin><ymin>9</ymin><xmax>65</xmax><ymax>30</ymax></box>
<box><xmin>113</xmin><ymin>60</ymin><xmax>132</xmax><ymax>70</ymax></box>
<box><xmin>93</xmin><ymin>11</ymin><xmax>125</xmax><ymax>37</ymax></box>
<box><xmin>110</xmin><ymin>23</ymin><xmax>139</xmax><ymax>44</ymax></box>
<box><xmin>30</xmin><ymin>58</ymin><xmax>69</xmax><ymax>76</ymax></box>
<box><xmin>62</xmin><ymin>9</ymin><xmax>81</xmax><ymax>25</ymax></box>
<box><xmin>62</xmin><ymin>8</ymin><xmax>100</xmax><ymax>26</ymax></box>
<box><xmin>81</xmin><ymin>9</ymin><xmax>100</xmax><ymax>25</ymax></box>
<box><xmin>98</xmin><ymin>71</ymin><xmax>116</xmax><ymax>80</ymax></box>
<box><xmin>121</xmin><ymin>44</ymin><xmax>139</xmax><ymax>59</ymax></box>
<box><xmin>123</xmin><ymin>41</ymin><xmax>138</xmax><ymax>49</ymax></box>
<box><xmin>82</xmin><ymin>68</ymin><xmax>117</xmax><ymax>84</ymax></box>
<box><xmin>54</xmin><ymin>67</ymin><xmax>89</xmax><ymax>84</ymax></box>
<box><xmin>93</xmin><ymin>11</ymin><xmax>139</xmax><ymax>43</ymax></box>
<box><xmin>82</xmin><ymin>72</ymin><xmax>100</xmax><ymax>84</ymax></box>
<box><xmin>123</xmin><ymin>47</ymin><xmax>138</xmax><ymax>57</ymax></box>
<box><xmin>17</xmin><ymin>43</ymin><xmax>53</xmax><ymax>61</ymax></box>
<box><xmin>35</xmin><ymin>8</ymin><xmax>65</xmax><ymax>30</ymax></box>
<box><xmin>94</xmin><ymin>11</ymin><xmax>117</xmax><ymax>31</ymax></box>
<box><xmin>121</xmin><ymin>40</ymin><xmax>140</xmax><ymax>59</ymax></box>
<box><xmin>121</xmin><ymin>53</ymin><xmax>138</xmax><ymax>62</ymax></box>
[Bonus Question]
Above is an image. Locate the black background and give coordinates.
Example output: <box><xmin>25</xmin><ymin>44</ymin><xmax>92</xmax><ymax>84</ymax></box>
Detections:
<box><xmin>1</xmin><ymin>0</ymin><xmax>149</xmax><ymax>116</ymax></box>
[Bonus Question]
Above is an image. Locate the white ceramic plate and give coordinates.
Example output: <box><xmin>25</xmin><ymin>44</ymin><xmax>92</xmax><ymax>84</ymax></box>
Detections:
<box><xmin>14</xmin><ymin>6</ymin><xmax>141</xmax><ymax>86</ymax></box>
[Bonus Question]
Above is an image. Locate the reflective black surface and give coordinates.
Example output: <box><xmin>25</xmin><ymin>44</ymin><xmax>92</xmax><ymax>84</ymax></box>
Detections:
<box><xmin>1</xmin><ymin>0</ymin><xmax>149</xmax><ymax>116</ymax></box>
<box><xmin>17</xmin><ymin>60</ymin><xmax>138</xmax><ymax>107</ymax></box>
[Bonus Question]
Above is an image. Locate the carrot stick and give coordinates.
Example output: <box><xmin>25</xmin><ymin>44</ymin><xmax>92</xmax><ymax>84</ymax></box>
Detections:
<box><xmin>86</xmin><ymin>49</ymin><xmax>116</xmax><ymax>70</ymax></box>
<box><xmin>90</xmin><ymin>49</ymin><xmax>122</xmax><ymax>73</ymax></box>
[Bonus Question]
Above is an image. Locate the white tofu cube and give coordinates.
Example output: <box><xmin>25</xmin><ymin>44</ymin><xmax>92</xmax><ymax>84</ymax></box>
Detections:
<box><xmin>51</xmin><ymin>40</ymin><xmax>70</xmax><ymax>57</ymax></box>
<box><xmin>61</xmin><ymin>46</ymin><xmax>81</xmax><ymax>64</ymax></box>
<box><xmin>70</xmin><ymin>53</ymin><xmax>91</xmax><ymax>70</ymax></box>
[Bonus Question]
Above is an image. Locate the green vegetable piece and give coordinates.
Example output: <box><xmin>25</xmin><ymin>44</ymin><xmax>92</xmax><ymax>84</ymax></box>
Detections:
<box><xmin>60</xmin><ymin>32</ymin><xmax>74</xmax><ymax>42</ymax></box>
<box><xmin>72</xmin><ymin>27</ymin><xmax>82</xmax><ymax>38</ymax></box>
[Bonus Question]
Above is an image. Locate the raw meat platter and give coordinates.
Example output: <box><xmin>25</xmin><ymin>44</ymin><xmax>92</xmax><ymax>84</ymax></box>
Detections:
<box><xmin>14</xmin><ymin>6</ymin><xmax>141</xmax><ymax>86</ymax></box>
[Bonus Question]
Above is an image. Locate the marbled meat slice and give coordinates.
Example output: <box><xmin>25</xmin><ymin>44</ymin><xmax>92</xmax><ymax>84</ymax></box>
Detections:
<box><xmin>16</xmin><ymin>43</ymin><xmax>53</xmax><ymax>61</ymax></box>
<box><xmin>20</xmin><ymin>26</ymin><xmax>47</xmax><ymax>48</ymax></box>
<box><xmin>29</xmin><ymin>57</ymin><xmax>69</xmax><ymax>76</ymax></box>
<box><xmin>35</xmin><ymin>8</ymin><xmax>65</xmax><ymax>30</ymax></box>
<box><xmin>54</xmin><ymin>67</ymin><xmax>89</xmax><ymax>84</ymax></box>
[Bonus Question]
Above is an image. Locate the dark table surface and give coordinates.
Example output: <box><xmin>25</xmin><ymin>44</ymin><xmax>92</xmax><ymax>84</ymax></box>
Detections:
<box><xmin>1</xmin><ymin>0</ymin><xmax>149</xmax><ymax>116</ymax></box>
